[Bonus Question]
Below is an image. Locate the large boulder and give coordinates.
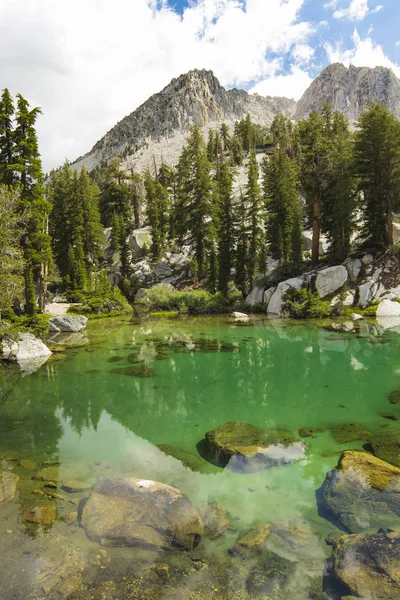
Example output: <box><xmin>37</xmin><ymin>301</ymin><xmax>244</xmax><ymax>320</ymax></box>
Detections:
<box><xmin>48</xmin><ymin>315</ymin><xmax>87</xmax><ymax>333</ymax></box>
<box><xmin>1</xmin><ymin>333</ymin><xmax>52</xmax><ymax>374</ymax></box>
<box><xmin>343</xmin><ymin>258</ymin><xmax>361</xmax><ymax>282</ymax></box>
<box><xmin>154</xmin><ymin>259</ymin><xmax>173</xmax><ymax>280</ymax></box>
<box><xmin>199</xmin><ymin>422</ymin><xmax>306</xmax><ymax>473</ymax></box>
<box><xmin>2</xmin><ymin>333</ymin><xmax>52</xmax><ymax>361</ymax></box>
<box><xmin>267</xmin><ymin>277</ymin><xmax>303</xmax><ymax>315</ymax></box>
<box><xmin>358</xmin><ymin>280</ymin><xmax>374</xmax><ymax>308</ymax></box>
<box><xmin>319</xmin><ymin>450</ymin><xmax>400</xmax><ymax>532</ymax></box>
<box><xmin>80</xmin><ymin>478</ymin><xmax>203</xmax><ymax>551</ymax></box>
<box><xmin>315</xmin><ymin>266</ymin><xmax>348</xmax><ymax>298</ymax></box>
<box><xmin>245</xmin><ymin>285</ymin><xmax>265</xmax><ymax>307</ymax></box>
<box><xmin>332</xmin><ymin>531</ymin><xmax>400</xmax><ymax>598</ymax></box>
<box><xmin>377</xmin><ymin>299</ymin><xmax>400</xmax><ymax>317</ymax></box>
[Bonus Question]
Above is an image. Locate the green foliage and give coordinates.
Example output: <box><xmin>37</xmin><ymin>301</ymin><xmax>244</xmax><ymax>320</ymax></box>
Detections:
<box><xmin>0</xmin><ymin>186</ymin><xmax>23</xmax><ymax>316</ymax></box>
<box><xmin>48</xmin><ymin>163</ymin><xmax>104</xmax><ymax>285</ymax></box>
<box><xmin>262</xmin><ymin>150</ymin><xmax>302</xmax><ymax>269</ymax></box>
<box><xmin>134</xmin><ymin>285</ymin><xmax>242</xmax><ymax>314</ymax></box>
<box><xmin>0</xmin><ymin>312</ymin><xmax>50</xmax><ymax>341</ymax></box>
<box><xmin>355</xmin><ymin>103</ymin><xmax>400</xmax><ymax>246</ymax></box>
<box><xmin>282</xmin><ymin>286</ymin><xmax>332</xmax><ymax>318</ymax></box>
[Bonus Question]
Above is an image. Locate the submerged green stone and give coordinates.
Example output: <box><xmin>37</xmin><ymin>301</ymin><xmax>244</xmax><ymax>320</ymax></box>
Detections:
<box><xmin>331</xmin><ymin>423</ymin><xmax>371</xmax><ymax>443</ymax></box>
<box><xmin>389</xmin><ymin>389</ymin><xmax>400</xmax><ymax>404</ymax></box>
<box><xmin>369</xmin><ymin>433</ymin><xmax>400</xmax><ymax>468</ymax></box>
<box><xmin>109</xmin><ymin>365</ymin><xmax>156</xmax><ymax>377</ymax></box>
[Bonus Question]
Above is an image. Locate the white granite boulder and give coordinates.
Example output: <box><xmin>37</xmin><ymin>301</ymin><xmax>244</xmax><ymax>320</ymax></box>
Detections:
<box><xmin>315</xmin><ymin>266</ymin><xmax>348</xmax><ymax>298</ymax></box>
<box><xmin>267</xmin><ymin>278</ymin><xmax>303</xmax><ymax>315</ymax></box>
<box><xmin>48</xmin><ymin>315</ymin><xmax>88</xmax><ymax>333</ymax></box>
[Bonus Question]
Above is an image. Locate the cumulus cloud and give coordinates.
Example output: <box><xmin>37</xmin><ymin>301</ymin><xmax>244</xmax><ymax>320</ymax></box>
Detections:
<box><xmin>0</xmin><ymin>0</ymin><xmax>315</xmax><ymax>170</ymax></box>
<box><xmin>332</xmin><ymin>0</ymin><xmax>382</xmax><ymax>21</ymax></box>
<box><xmin>325</xmin><ymin>29</ymin><xmax>400</xmax><ymax>76</ymax></box>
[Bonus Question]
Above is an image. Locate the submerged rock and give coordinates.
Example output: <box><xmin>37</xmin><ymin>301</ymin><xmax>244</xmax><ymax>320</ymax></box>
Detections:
<box><xmin>199</xmin><ymin>422</ymin><xmax>306</xmax><ymax>473</ymax></box>
<box><xmin>80</xmin><ymin>478</ymin><xmax>203</xmax><ymax>551</ymax></box>
<box><xmin>0</xmin><ymin>470</ymin><xmax>19</xmax><ymax>504</ymax></box>
<box><xmin>332</xmin><ymin>531</ymin><xmax>400</xmax><ymax>598</ymax></box>
<box><xmin>369</xmin><ymin>432</ymin><xmax>400</xmax><ymax>468</ymax></box>
<box><xmin>331</xmin><ymin>423</ymin><xmax>371</xmax><ymax>443</ymax></box>
<box><xmin>389</xmin><ymin>389</ymin><xmax>400</xmax><ymax>404</ymax></box>
<box><xmin>22</xmin><ymin>504</ymin><xmax>56</xmax><ymax>526</ymax></box>
<box><xmin>200</xmin><ymin>501</ymin><xmax>231</xmax><ymax>540</ymax></box>
<box><xmin>109</xmin><ymin>364</ymin><xmax>155</xmax><ymax>377</ymax></box>
<box><xmin>319</xmin><ymin>450</ymin><xmax>400</xmax><ymax>532</ymax></box>
<box><xmin>246</xmin><ymin>550</ymin><xmax>296</xmax><ymax>597</ymax></box>
<box><xmin>231</xmin><ymin>523</ymin><xmax>272</xmax><ymax>556</ymax></box>
<box><xmin>48</xmin><ymin>315</ymin><xmax>88</xmax><ymax>333</ymax></box>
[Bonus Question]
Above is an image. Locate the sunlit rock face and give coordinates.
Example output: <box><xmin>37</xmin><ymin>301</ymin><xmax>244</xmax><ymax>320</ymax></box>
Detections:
<box><xmin>295</xmin><ymin>63</ymin><xmax>400</xmax><ymax>122</ymax></box>
<box><xmin>318</xmin><ymin>450</ymin><xmax>400</xmax><ymax>533</ymax></box>
<box><xmin>72</xmin><ymin>69</ymin><xmax>296</xmax><ymax>171</ymax></box>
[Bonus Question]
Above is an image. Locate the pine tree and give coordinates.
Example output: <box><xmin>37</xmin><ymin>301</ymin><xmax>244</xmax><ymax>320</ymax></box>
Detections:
<box><xmin>296</xmin><ymin>110</ymin><xmax>331</xmax><ymax>263</ymax></box>
<box><xmin>13</xmin><ymin>93</ymin><xmax>51</xmax><ymax>313</ymax></box>
<box><xmin>263</xmin><ymin>150</ymin><xmax>303</xmax><ymax>270</ymax></box>
<box><xmin>354</xmin><ymin>103</ymin><xmax>400</xmax><ymax>246</ymax></box>
<box><xmin>175</xmin><ymin>125</ymin><xmax>214</xmax><ymax>277</ymax></box>
<box><xmin>0</xmin><ymin>88</ymin><xmax>15</xmax><ymax>186</ymax></box>
<box><xmin>270</xmin><ymin>114</ymin><xmax>296</xmax><ymax>158</ymax></box>
<box><xmin>48</xmin><ymin>164</ymin><xmax>103</xmax><ymax>285</ymax></box>
<box><xmin>246</xmin><ymin>152</ymin><xmax>263</xmax><ymax>282</ymax></box>
<box><xmin>322</xmin><ymin>111</ymin><xmax>357</xmax><ymax>260</ymax></box>
<box><xmin>0</xmin><ymin>186</ymin><xmax>23</xmax><ymax>316</ymax></box>
<box><xmin>217</xmin><ymin>161</ymin><xmax>235</xmax><ymax>297</ymax></box>
<box><xmin>235</xmin><ymin>191</ymin><xmax>248</xmax><ymax>297</ymax></box>
<box><xmin>97</xmin><ymin>161</ymin><xmax>133</xmax><ymax>228</ymax></box>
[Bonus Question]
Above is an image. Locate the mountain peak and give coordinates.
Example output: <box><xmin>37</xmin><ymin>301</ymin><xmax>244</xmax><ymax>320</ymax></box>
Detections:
<box><xmin>295</xmin><ymin>62</ymin><xmax>400</xmax><ymax>121</ymax></box>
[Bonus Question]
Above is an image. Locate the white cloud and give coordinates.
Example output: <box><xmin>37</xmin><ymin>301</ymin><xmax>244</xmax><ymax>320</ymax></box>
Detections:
<box><xmin>249</xmin><ymin>67</ymin><xmax>313</xmax><ymax>100</ymax></box>
<box><xmin>325</xmin><ymin>29</ymin><xmax>400</xmax><ymax>76</ymax></box>
<box><xmin>0</xmin><ymin>0</ymin><xmax>315</xmax><ymax>170</ymax></box>
<box><xmin>333</xmin><ymin>0</ymin><xmax>369</xmax><ymax>21</ymax></box>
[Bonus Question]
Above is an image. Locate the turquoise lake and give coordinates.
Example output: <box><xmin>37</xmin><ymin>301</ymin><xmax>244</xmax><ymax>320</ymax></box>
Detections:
<box><xmin>0</xmin><ymin>315</ymin><xmax>399</xmax><ymax>599</ymax></box>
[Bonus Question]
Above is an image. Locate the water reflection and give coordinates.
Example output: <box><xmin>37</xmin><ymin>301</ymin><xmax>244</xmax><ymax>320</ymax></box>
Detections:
<box><xmin>0</xmin><ymin>317</ymin><xmax>400</xmax><ymax>598</ymax></box>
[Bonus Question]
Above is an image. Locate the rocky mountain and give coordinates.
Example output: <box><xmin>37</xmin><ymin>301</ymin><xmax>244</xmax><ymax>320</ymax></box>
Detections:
<box><xmin>73</xmin><ymin>63</ymin><xmax>400</xmax><ymax>173</ymax></box>
<box><xmin>73</xmin><ymin>69</ymin><xmax>296</xmax><ymax>172</ymax></box>
<box><xmin>295</xmin><ymin>63</ymin><xmax>400</xmax><ymax>122</ymax></box>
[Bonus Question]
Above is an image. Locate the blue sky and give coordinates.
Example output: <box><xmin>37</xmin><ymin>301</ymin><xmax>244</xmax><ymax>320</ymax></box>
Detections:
<box><xmin>0</xmin><ymin>0</ymin><xmax>399</xmax><ymax>169</ymax></box>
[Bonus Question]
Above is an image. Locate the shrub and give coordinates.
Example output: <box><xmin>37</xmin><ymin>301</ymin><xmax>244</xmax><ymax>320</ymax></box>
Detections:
<box><xmin>135</xmin><ymin>286</ymin><xmax>242</xmax><ymax>314</ymax></box>
<box><xmin>282</xmin><ymin>286</ymin><xmax>332</xmax><ymax>318</ymax></box>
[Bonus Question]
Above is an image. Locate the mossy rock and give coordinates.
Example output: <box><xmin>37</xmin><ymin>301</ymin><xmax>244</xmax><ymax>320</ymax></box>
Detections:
<box><xmin>318</xmin><ymin>450</ymin><xmax>400</xmax><ymax>533</ymax></box>
<box><xmin>199</xmin><ymin>422</ymin><xmax>306</xmax><ymax>473</ymax></box>
<box><xmin>389</xmin><ymin>389</ymin><xmax>400</xmax><ymax>404</ymax></box>
<box><xmin>299</xmin><ymin>427</ymin><xmax>326</xmax><ymax>438</ymax></box>
<box><xmin>369</xmin><ymin>432</ymin><xmax>400</xmax><ymax>468</ymax></box>
<box><xmin>230</xmin><ymin>523</ymin><xmax>272</xmax><ymax>556</ymax></box>
<box><xmin>200</xmin><ymin>501</ymin><xmax>231</xmax><ymax>540</ymax></box>
<box><xmin>110</xmin><ymin>365</ymin><xmax>155</xmax><ymax>378</ymax></box>
<box><xmin>22</xmin><ymin>504</ymin><xmax>56</xmax><ymax>526</ymax></box>
<box><xmin>332</xmin><ymin>531</ymin><xmax>400</xmax><ymax>598</ymax></box>
<box><xmin>331</xmin><ymin>423</ymin><xmax>371</xmax><ymax>443</ymax></box>
<box><xmin>246</xmin><ymin>549</ymin><xmax>296</xmax><ymax>597</ymax></box>
<box><xmin>107</xmin><ymin>356</ymin><xmax>123</xmax><ymax>363</ymax></box>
